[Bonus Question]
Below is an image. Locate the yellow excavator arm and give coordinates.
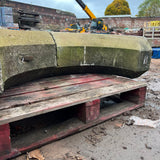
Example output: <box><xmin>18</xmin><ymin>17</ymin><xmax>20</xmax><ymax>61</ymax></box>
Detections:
<box><xmin>76</xmin><ymin>0</ymin><xmax>96</xmax><ymax>20</ymax></box>
<box><xmin>75</xmin><ymin>0</ymin><xmax>107</xmax><ymax>31</ymax></box>
<box><xmin>83</xmin><ymin>6</ymin><xmax>96</xmax><ymax>20</ymax></box>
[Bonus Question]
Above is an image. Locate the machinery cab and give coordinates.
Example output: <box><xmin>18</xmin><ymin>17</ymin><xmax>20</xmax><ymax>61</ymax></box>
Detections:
<box><xmin>65</xmin><ymin>23</ymin><xmax>85</xmax><ymax>33</ymax></box>
<box><xmin>90</xmin><ymin>18</ymin><xmax>103</xmax><ymax>30</ymax></box>
<box><xmin>90</xmin><ymin>18</ymin><xmax>107</xmax><ymax>31</ymax></box>
<box><xmin>70</xmin><ymin>23</ymin><xmax>81</xmax><ymax>30</ymax></box>
<box><xmin>65</xmin><ymin>23</ymin><xmax>80</xmax><ymax>32</ymax></box>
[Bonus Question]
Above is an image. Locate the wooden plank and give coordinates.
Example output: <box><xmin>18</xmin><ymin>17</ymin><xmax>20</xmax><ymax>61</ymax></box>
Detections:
<box><xmin>0</xmin><ymin>124</ymin><xmax>11</xmax><ymax>156</ymax></box>
<box><xmin>0</xmin><ymin>74</ymin><xmax>117</xmax><ymax>98</ymax></box>
<box><xmin>3</xmin><ymin>101</ymin><xmax>143</xmax><ymax>159</ymax></box>
<box><xmin>0</xmin><ymin>77</ymin><xmax>125</xmax><ymax>110</ymax></box>
<box><xmin>11</xmin><ymin>101</ymin><xmax>138</xmax><ymax>150</ymax></box>
<box><xmin>1</xmin><ymin>74</ymin><xmax>108</xmax><ymax>98</ymax></box>
<box><xmin>0</xmin><ymin>80</ymin><xmax>146</xmax><ymax>125</ymax></box>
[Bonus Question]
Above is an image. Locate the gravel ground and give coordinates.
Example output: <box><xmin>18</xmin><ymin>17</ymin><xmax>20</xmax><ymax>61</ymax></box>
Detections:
<box><xmin>14</xmin><ymin>59</ymin><xmax>160</xmax><ymax>160</ymax></box>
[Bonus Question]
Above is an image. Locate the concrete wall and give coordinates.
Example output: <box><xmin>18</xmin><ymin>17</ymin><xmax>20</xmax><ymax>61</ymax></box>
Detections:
<box><xmin>3</xmin><ymin>0</ymin><xmax>76</xmax><ymax>30</ymax></box>
<box><xmin>78</xmin><ymin>16</ymin><xmax>160</xmax><ymax>29</ymax></box>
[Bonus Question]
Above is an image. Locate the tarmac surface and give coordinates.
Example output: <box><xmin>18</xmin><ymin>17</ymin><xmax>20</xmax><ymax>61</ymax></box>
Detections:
<box><xmin>14</xmin><ymin>59</ymin><xmax>160</xmax><ymax>160</ymax></box>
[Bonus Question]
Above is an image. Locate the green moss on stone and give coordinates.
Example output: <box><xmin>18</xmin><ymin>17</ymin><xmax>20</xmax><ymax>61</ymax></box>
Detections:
<box><xmin>0</xmin><ymin>30</ymin><xmax>152</xmax><ymax>93</ymax></box>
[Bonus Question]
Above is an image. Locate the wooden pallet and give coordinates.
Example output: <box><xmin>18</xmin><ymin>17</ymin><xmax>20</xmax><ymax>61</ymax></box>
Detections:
<box><xmin>0</xmin><ymin>74</ymin><xmax>147</xmax><ymax>159</ymax></box>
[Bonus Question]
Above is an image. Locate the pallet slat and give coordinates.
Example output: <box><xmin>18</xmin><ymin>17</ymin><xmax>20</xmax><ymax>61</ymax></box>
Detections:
<box><xmin>0</xmin><ymin>80</ymin><xmax>146</xmax><ymax>125</ymax></box>
<box><xmin>11</xmin><ymin>101</ymin><xmax>137</xmax><ymax>150</ymax></box>
<box><xmin>1</xmin><ymin>74</ymin><xmax>107</xmax><ymax>97</ymax></box>
<box><xmin>0</xmin><ymin>74</ymin><xmax>147</xmax><ymax>159</ymax></box>
<box><xmin>0</xmin><ymin>76</ymin><xmax>126</xmax><ymax>110</ymax></box>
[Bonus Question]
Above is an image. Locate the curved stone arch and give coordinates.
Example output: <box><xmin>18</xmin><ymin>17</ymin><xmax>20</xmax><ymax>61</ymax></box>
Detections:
<box><xmin>0</xmin><ymin>30</ymin><xmax>152</xmax><ymax>93</ymax></box>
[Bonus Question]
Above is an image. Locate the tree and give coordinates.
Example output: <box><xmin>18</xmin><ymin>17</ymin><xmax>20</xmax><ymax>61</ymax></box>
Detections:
<box><xmin>138</xmin><ymin>0</ymin><xmax>160</xmax><ymax>17</ymax></box>
<box><xmin>104</xmin><ymin>0</ymin><xmax>131</xmax><ymax>16</ymax></box>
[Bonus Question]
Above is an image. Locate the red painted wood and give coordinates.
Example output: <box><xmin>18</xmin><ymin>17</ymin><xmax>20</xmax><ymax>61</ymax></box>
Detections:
<box><xmin>0</xmin><ymin>74</ymin><xmax>112</xmax><ymax>98</ymax></box>
<box><xmin>0</xmin><ymin>150</ymin><xmax>20</xmax><ymax>160</ymax></box>
<box><xmin>85</xmin><ymin>99</ymin><xmax>100</xmax><ymax>107</ymax></box>
<box><xmin>0</xmin><ymin>78</ymin><xmax>121</xmax><ymax>111</ymax></box>
<box><xmin>0</xmin><ymin>124</ymin><xmax>11</xmax><ymax>157</ymax></box>
<box><xmin>15</xmin><ymin>103</ymin><xmax>143</xmax><ymax>158</ymax></box>
<box><xmin>77</xmin><ymin>99</ymin><xmax>100</xmax><ymax>123</ymax></box>
<box><xmin>0</xmin><ymin>74</ymin><xmax>146</xmax><ymax>159</ymax></box>
<box><xmin>121</xmin><ymin>87</ymin><xmax>146</xmax><ymax>104</ymax></box>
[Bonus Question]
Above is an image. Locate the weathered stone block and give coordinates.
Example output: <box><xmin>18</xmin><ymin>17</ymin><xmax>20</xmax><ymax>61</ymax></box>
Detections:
<box><xmin>52</xmin><ymin>32</ymin><xmax>152</xmax><ymax>77</ymax></box>
<box><xmin>0</xmin><ymin>30</ymin><xmax>152</xmax><ymax>93</ymax></box>
<box><xmin>0</xmin><ymin>29</ymin><xmax>56</xmax><ymax>92</ymax></box>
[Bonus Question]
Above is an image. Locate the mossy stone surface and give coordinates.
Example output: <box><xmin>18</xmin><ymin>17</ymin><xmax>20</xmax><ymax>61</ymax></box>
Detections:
<box><xmin>52</xmin><ymin>32</ymin><xmax>152</xmax><ymax>72</ymax></box>
<box><xmin>0</xmin><ymin>30</ymin><xmax>152</xmax><ymax>93</ymax></box>
<box><xmin>0</xmin><ymin>30</ymin><xmax>56</xmax><ymax>92</ymax></box>
<box><xmin>0</xmin><ymin>29</ymin><xmax>54</xmax><ymax>47</ymax></box>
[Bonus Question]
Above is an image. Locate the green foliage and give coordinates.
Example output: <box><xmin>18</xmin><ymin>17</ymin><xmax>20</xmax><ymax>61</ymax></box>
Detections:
<box><xmin>105</xmin><ymin>0</ymin><xmax>131</xmax><ymax>15</ymax></box>
<box><xmin>138</xmin><ymin>0</ymin><xmax>160</xmax><ymax>17</ymax></box>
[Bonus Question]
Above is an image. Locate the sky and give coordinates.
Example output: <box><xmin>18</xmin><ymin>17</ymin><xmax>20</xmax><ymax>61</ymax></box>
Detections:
<box><xmin>11</xmin><ymin>0</ymin><xmax>145</xmax><ymax>18</ymax></box>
